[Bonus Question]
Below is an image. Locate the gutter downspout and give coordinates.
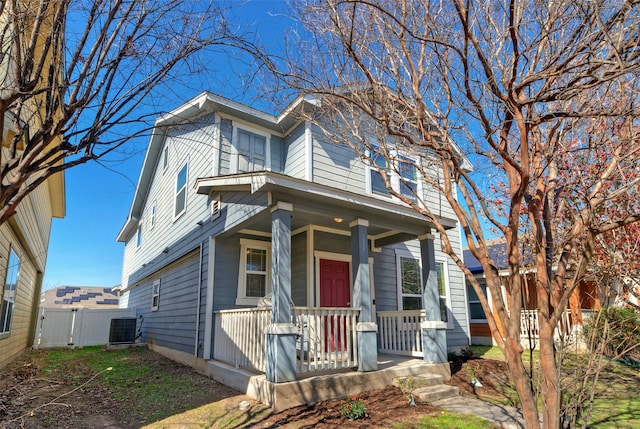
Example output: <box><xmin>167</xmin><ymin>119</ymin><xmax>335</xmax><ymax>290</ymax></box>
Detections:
<box><xmin>194</xmin><ymin>240</ymin><xmax>204</xmax><ymax>356</ymax></box>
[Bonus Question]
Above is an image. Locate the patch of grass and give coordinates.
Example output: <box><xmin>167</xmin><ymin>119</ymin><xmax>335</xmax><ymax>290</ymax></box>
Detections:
<box><xmin>468</xmin><ymin>345</ymin><xmax>505</xmax><ymax>361</ymax></box>
<box><xmin>390</xmin><ymin>411</ymin><xmax>497</xmax><ymax>428</ymax></box>
<box><xmin>35</xmin><ymin>346</ymin><xmax>236</xmax><ymax>424</ymax></box>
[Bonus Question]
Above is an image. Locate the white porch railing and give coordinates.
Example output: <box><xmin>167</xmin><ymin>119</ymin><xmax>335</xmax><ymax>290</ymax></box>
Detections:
<box><xmin>293</xmin><ymin>307</ymin><xmax>360</xmax><ymax>373</ymax></box>
<box><xmin>520</xmin><ymin>309</ymin><xmax>573</xmax><ymax>340</ymax></box>
<box><xmin>212</xmin><ymin>307</ymin><xmax>360</xmax><ymax>374</ymax></box>
<box><xmin>213</xmin><ymin>308</ymin><xmax>270</xmax><ymax>372</ymax></box>
<box><xmin>377</xmin><ymin>310</ymin><xmax>426</xmax><ymax>357</ymax></box>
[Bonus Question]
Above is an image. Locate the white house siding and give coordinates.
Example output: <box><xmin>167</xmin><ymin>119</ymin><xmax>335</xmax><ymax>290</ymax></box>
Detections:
<box><xmin>283</xmin><ymin>123</ymin><xmax>306</xmax><ymax>179</ymax></box>
<box><xmin>126</xmin><ymin>251</ymin><xmax>200</xmax><ymax>355</ymax></box>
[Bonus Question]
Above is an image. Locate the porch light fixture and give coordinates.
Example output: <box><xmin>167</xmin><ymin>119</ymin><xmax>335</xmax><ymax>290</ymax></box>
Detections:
<box><xmin>333</xmin><ymin>217</ymin><xmax>344</xmax><ymax>223</ymax></box>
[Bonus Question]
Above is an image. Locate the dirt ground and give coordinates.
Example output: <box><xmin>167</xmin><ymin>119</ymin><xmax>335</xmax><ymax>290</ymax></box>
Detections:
<box><xmin>0</xmin><ymin>348</ymin><xmax>506</xmax><ymax>428</ymax></box>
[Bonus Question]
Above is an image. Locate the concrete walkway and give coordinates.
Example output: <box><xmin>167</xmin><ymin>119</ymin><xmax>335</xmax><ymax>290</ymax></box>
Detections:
<box><xmin>433</xmin><ymin>396</ymin><xmax>525</xmax><ymax>429</ymax></box>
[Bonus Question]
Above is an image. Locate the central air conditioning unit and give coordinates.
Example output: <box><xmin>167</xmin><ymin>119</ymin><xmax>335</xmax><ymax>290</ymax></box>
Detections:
<box><xmin>109</xmin><ymin>317</ymin><xmax>137</xmax><ymax>344</ymax></box>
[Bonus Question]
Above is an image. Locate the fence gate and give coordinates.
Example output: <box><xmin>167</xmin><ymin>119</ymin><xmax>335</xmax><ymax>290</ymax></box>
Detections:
<box><xmin>34</xmin><ymin>307</ymin><xmax>136</xmax><ymax>349</ymax></box>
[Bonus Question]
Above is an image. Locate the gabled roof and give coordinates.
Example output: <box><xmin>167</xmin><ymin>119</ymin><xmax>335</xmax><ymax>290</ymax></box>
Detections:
<box><xmin>117</xmin><ymin>92</ymin><xmax>316</xmax><ymax>242</ymax></box>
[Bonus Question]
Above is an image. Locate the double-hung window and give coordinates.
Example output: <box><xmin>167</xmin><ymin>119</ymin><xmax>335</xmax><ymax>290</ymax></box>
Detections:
<box><xmin>136</xmin><ymin>224</ymin><xmax>142</xmax><ymax>249</ymax></box>
<box><xmin>369</xmin><ymin>147</ymin><xmax>391</xmax><ymax>196</ymax></box>
<box><xmin>236</xmin><ymin>239</ymin><xmax>271</xmax><ymax>305</ymax></box>
<box><xmin>436</xmin><ymin>261</ymin><xmax>451</xmax><ymax>325</ymax></box>
<box><xmin>0</xmin><ymin>249</ymin><xmax>21</xmax><ymax>335</ymax></box>
<box><xmin>397</xmin><ymin>254</ymin><xmax>422</xmax><ymax>310</ymax></box>
<box><xmin>367</xmin><ymin>146</ymin><xmax>420</xmax><ymax>201</ymax></box>
<box><xmin>468</xmin><ymin>282</ymin><xmax>488</xmax><ymax>321</ymax></box>
<box><xmin>151</xmin><ymin>279</ymin><xmax>160</xmax><ymax>311</ymax></box>
<box><xmin>174</xmin><ymin>162</ymin><xmax>188</xmax><ymax>218</ymax></box>
<box><xmin>398</xmin><ymin>155</ymin><xmax>418</xmax><ymax>202</ymax></box>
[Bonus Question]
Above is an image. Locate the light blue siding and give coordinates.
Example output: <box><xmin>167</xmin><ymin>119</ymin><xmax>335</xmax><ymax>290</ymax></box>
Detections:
<box><xmin>291</xmin><ymin>232</ymin><xmax>307</xmax><ymax>306</ymax></box>
<box><xmin>127</xmin><ymin>251</ymin><xmax>200</xmax><ymax>355</ymax></box>
<box><xmin>283</xmin><ymin>123</ymin><xmax>306</xmax><ymax>178</ymax></box>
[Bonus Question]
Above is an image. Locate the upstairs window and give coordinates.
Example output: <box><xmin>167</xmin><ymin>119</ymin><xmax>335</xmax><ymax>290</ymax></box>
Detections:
<box><xmin>236</xmin><ymin>129</ymin><xmax>266</xmax><ymax>173</ymax></box>
<box><xmin>398</xmin><ymin>155</ymin><xmax>418</xmax><ymax>202</ymax></box>
<box><xmin>136</xmin><ymin>224</ymin><xmax>142</xmax><ymax>248</ymax></box>
<box><xmin>149</xmin><ymin>203</ymin><xmax>156</xmax><ymax>229</ymax></box>
<box><xmin>366</xmin><ymin>146</ymin><xmax>420</xmax><ymax>202</ymax></box>
<box><xmin>1</xmin><ymin>249</ymin><xmax>21</xmax><ymax>335</ymax></box>
<box><xmin>369</xmin><ymin>148</ymin><xmax>391</xmax><ymax>196</ymax></box>
<box><xmin>162</xmin><ymin>145</ymin><xmax>169</xmax><ymax>171</ymax></box>
<box><xmin>174</xmin><ymin>162</ymin><xmax>188</xmax><ymax>218</ymax></box>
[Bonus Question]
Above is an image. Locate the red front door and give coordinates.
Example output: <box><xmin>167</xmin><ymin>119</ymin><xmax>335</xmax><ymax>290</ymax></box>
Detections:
<box><xmin>319</xmin><ymin>259</ymin><xmax>350</xmax><ymax>352</ymax></box>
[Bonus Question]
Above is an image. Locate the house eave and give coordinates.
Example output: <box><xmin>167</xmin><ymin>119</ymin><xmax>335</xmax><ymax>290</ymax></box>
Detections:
<box><xmin>195</xmin><ymin>171</ymin><xmax>458</xmax><ymax>231</ymax></box>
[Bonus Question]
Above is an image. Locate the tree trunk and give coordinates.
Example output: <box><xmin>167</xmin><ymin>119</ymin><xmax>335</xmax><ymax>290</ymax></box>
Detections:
<box><xmin>504</xmin><ymin>334</ymin><xmax>541</xmax><ymax>428</ymax></box>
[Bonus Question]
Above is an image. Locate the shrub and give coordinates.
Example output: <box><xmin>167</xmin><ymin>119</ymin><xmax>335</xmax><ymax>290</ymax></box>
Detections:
<box><xmin>341</xmin><ymin>396</ymin><xmax>368</xmax><ymax>420</ymax></box>
<box><xmin>582</xmin><ymin>307</ymin><xmax>640</xmax><ymax>361</ymax></box>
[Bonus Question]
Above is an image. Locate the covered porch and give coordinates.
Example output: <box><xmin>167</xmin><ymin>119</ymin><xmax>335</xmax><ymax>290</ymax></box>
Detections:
<box><xmin>196</xmin><ymin>172</ymin><xmax>459</xmax><ymax>386</ymax></box>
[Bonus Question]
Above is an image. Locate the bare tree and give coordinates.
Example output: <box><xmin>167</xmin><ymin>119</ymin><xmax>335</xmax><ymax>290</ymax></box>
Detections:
<box><xmin>276</xmin><ymin>1</ymin><xmax>640</xmax><ymax>427</ymax></box>
<box><xmin>0</xmin><ymin>0</ymin><xmax>259</xmax><ymax>225</ymax></box>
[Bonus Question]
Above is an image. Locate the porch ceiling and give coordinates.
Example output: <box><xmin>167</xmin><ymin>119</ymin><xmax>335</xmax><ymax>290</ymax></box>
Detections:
<box><xmin>196</xmin><ymin>172</ymin><xmax>457</xmax><ymax>245</ymax></box>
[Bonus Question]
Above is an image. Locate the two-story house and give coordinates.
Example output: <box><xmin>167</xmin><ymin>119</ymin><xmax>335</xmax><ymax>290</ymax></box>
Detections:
<box><xmin>117</xmin><ymin>92</ymin><xmax>470</xmax><ymax>408</ymax></box>
<box><xmin>0</xmin><ymin>2</ymin><xmax>66</xmax><ymax>369</ymax></box>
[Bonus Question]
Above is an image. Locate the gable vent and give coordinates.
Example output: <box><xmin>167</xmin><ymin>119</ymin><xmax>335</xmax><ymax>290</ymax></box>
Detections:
<box><xmin>211</xmin><ymin>193</ymin><xmax>221</xmax><ymax>221</ymax></box>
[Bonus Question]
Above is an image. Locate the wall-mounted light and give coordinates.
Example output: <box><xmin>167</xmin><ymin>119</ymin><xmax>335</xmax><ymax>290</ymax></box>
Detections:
<box><xmin>333</xmin><ymin>217</ymin><xmax>344</xmax><ymax>223</ymax></box>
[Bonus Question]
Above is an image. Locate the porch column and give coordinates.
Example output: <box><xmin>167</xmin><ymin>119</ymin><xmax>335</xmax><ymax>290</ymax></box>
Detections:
<box><xmin>350</xmin><ymin>218</ymin><xmax>377</xmax><ymax>372</ymax></box>
<box><xmin>419</xmin><ymin>232</ymin><xmax>447</xmax><ymax>364</ymax></box>
<box><xmin>266</xmin><ymin>202</ymin><xmax>297</xmax><ymax>383</ymax></box>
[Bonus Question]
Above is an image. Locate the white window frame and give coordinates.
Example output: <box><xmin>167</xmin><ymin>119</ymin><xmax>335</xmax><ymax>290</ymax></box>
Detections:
<box><xmin>135</xmin><ymin>223</ymin><xmax>142</xmax><ymax>249</ymax></box>
<box><xmin>151</xmin><ymin>279</ymin><xmax>160</xmax><ymax>311</ymax></box>
<box><xmin>173</xmin><ymin>161</ymin><xmax>188</xmax><ymax>220</ymax></box>
<box><xmin>0</xmin><ymin>248</ymin><xmax>21</xmax><ymax>336</ymax></box>
<box><xmin>436</xmin><ymin>259</ymin><xmax>453</xmax><ymax>329</ymax></box>
<box><xmin>236</xmin><ymin>238</ymin><xmax>271</xmax><ymax>306</ymax></box>
<box><xmin>395</xmin><ymin>250</ymin><xmax>423</xmax><ymax>311</ymax></box>
<box><xmin>149</xmin><ymin>202</ymin><xmax>157</xmax><ymax>230</ymax></box>
<box><xmin>162</xmin><ymin>145</ymin><xmax>169</xmax><ymax>172</ymax></box>
<box><xmin>365</xmin><ymin>146</ymin><xmax>422</xmax><ymax>203</ymax></box>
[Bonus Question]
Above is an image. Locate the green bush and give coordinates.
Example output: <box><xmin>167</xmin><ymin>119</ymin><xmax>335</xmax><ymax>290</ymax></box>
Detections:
<box><xmin>582</xmin><ymin>307</ymin><xmax>640</xmax><ymax>361</ymax></box>
<box><xmin>341</xmin><ymin>396</ymin><xmax>368</xmax><ymax>420</ymax></box>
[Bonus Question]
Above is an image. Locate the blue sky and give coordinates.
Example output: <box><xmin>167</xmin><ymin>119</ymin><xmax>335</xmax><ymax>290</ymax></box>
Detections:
<box><xmin>42</xmin><ymin>0</ymin><xmax>292</xmax><ymax>290</ymax></box>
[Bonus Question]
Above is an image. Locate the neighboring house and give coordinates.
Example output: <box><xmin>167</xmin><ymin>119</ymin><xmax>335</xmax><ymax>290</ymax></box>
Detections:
<box><xmin>117</xmin><ymin>92</ymin><xmax>470</xmax><ymax>403</ymax></box>
<box><xmin>41</xmin><ymin>286</ymin><xmax>119</xmax><ymax>308</ymax></box>
<box><xmin>463</xmin><ymin>243</ymin><xmax>600</xmax><ymax>346</ymax></box>
<box><xmin>0</xmin><ymin>4</ymin><xmax>66</xmax><ymax>368</ymax></box>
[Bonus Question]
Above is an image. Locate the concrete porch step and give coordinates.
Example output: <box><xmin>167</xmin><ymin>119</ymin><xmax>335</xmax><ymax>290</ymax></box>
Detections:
<box><xmin>414</xmin><ymin>384</ymin><xmax>460</xmax><ymax>403</ymax></box>
<box><xmin>392</xmin><ymin>373</ymin><xmax>444</xmax><ymax>390</ymax></box>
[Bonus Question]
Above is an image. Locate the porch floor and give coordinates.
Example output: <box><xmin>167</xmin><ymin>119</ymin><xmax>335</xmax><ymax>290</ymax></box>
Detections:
<box><xmin>205</xmin><ymin>354</ymin><xmax>452</xmax><ymax>411</ymax></box>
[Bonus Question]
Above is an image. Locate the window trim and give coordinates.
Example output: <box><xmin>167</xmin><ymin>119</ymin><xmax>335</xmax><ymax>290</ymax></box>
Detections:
<box><xmin>149</xmin><ymin>202</ymin><xmax>157</xmax><ymax>230</ymax></box>
<box><xmin>162</xmin><ymin>145</ymin><xmax>169</xmax><ymax>172</ymax></box>
<box><xmin>395</xmin><ymin>250</ymin><xmax>423</xmax><ymax>311</ymax></box>
<box><xmin>236</xmin><ymin>238</ymin><xmax>271</xmax><ymax>306</ymax></box>
<box><xmin>467</xmin><ymin>281</ymin><xmax>489</xmax><ymax>323</ymax></box>
<box><xmin>231</xmin><ymin>125</ymin><xmax>271</xmax><ymax>174</ymax></box>
<box><xmin>365</xmin><ymin>146</ymin><xmax>422</xmax><ymax>203</ymax></box>
<box><xmin>151</xmin><ymin>279</ymin><xmax>160</xmax><ymax>311</ymax></box>
<box><xmin>1</xmin><ymin>248</ymin><xmax>21</xmax><ymax>337</ymax></box>
<box><xmin>136</xmin><ymin>223</ymin><xmax>142</xmax><ymax>249</ymax></box>
<box><xmin>436</xmin><ymin>259</ymin><xmax>453</xmax><ymax>329</ymax></box>
<box><xmin>173</xmin><ymin>161</ymin><xmax>188</xmax><ymax>220</ymax></box>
